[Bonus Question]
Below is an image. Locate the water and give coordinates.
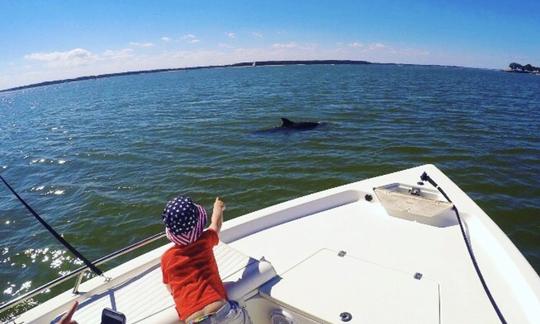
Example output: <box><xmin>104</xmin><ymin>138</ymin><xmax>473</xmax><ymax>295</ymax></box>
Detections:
<box><xmin>1</xmin><ymin>64</ymin><xmax>539</xmax><ymax>308</ymax></box>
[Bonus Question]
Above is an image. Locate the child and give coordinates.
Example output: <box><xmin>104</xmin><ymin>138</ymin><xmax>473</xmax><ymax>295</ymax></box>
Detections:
<box><xmin>161</xmin><ymin>196</ymin><xmax>251</xmax><ymax>324</ymax></box>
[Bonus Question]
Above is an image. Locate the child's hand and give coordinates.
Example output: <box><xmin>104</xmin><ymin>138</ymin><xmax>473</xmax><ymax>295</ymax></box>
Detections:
<box><xmin>60</xmin><ymin>301</ymin><xmax>79</xmax><ymax>324</ymax></box>
<box><xmin>214</xmin><ymin>197</ymin><xmax>225</xmax><ymax>212</ymax></box>
<box><xmin>210</xmin><ymin>197</ymin><xmax>225</xmax><ymax>233</ymax></box>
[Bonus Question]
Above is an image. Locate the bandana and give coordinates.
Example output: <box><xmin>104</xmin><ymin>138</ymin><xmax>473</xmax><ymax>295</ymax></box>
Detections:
<box><xmin>162</xmin><ymin>196</ymin><xmax>207</xmax><ymax>246</ymax></box>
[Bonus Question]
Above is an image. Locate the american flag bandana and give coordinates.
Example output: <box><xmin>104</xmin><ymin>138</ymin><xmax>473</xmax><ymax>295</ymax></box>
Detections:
<box><xmin>162</xmin><ymin>196</ymin><xmax>208</xmax><ymax>246</ymax></box>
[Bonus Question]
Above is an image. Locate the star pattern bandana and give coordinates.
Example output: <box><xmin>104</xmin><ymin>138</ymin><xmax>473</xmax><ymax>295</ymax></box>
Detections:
<box><xmin>162</xmin><ymin>196</ymin><xmax>207</xmax><ymax>246</ymax></box>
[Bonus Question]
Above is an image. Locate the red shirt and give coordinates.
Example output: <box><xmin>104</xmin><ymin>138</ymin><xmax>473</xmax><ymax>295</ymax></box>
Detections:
<box><xmin>161</xmin><ymin>229</ymin><xmax>227</xmax><ymax>320</ymax></box>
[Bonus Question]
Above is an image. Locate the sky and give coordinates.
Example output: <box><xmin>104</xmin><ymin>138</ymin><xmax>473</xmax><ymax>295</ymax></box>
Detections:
<box><xmin>1</xmin><ymin>0</ymin><xmax>539</xmax><ymax>90</ymax></box>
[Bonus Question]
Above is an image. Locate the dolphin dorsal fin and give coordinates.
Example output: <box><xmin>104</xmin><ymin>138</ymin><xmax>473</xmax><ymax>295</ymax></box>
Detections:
<box><xmin>281</xmin><ymin>118</ymin><xmax>294</xmax><ymax>127</ymax></box>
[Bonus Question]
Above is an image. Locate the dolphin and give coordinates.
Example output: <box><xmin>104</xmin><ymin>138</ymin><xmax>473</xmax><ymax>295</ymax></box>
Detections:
<box><xmin>279</xmin><ymin>118</ymin><xmax>321</xmax><ymax>130</ymax></box>
<box><xmin>254</xmin><ymin>118</ymin><xmax>324</xmax><ymax>134</ymax></box>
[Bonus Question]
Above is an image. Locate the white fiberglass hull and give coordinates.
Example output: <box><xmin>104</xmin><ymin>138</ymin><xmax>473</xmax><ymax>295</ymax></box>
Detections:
<box><xmin>9</xmin><ymin>164</ymin><xmax>540</xmax><ymax>324</ymax></box>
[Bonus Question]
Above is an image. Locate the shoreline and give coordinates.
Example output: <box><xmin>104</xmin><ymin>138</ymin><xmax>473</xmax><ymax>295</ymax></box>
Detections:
<box><xmin>504</xmin><ymin>69</ymin><xmax>540</xmax><ymax>75</ymax></box>
<box><xmin>1</xmin><ymin>59</ymin><xmax>469</xmax><ymax>93</ymax></box>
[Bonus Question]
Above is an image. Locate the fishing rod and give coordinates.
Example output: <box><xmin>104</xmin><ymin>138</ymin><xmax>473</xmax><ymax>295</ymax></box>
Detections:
<box><xmin>420</xmin><ymin>172</ymin><xmax>507</xmax><ymax>324</ymax></box>
<box><xmin>0</xmin><ymin>174</ymin><xmax>103</xmax><ymax>276</ymax></box>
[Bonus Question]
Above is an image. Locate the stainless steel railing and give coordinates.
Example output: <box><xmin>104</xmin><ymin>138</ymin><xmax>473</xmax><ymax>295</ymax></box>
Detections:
<box><xmin>0</xmin><ymin>232</ymin><xmax>167</xmax><ymax>314</ymax></box>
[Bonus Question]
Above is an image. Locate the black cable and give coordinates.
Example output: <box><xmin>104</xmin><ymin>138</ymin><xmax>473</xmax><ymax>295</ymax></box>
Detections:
<box><xmin>420</xmin><ymin>172</ymin><xmax>507</xmax><ymax>324</ymax></box>
<box><xmin>0</xmin><ymin>175</ymin><xmax>103</xmax><ymax>276</ymax></box>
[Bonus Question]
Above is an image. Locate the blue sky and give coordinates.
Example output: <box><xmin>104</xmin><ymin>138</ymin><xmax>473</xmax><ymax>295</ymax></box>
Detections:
<box><xmin>1</xmin><ymin>0</ymin><xmax>539</xmax><ymax>89</ymax></box>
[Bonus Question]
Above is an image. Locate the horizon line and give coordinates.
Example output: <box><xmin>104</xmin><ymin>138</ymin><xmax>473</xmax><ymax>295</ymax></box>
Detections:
<box><xmin>0</xmin><ymin>59</ymin><xmax>485</xmax><ymax>93</ymax></box>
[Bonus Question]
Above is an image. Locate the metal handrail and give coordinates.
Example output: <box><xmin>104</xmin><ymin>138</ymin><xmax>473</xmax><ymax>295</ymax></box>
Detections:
<box><xmin>0</xmin><ymin>232</ymin><xmax>167</xmax><ymax>314</ymax></box>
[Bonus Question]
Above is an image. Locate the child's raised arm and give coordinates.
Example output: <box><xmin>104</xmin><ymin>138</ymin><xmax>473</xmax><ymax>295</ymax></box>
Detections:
<box><xmin>209</xmin><ymin>197</ymin><xmax>225</xmax><ymax>234</ymax></box>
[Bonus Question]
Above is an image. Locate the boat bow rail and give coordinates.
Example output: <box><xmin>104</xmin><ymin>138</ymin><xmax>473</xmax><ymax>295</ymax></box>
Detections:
<box><xmin>0</xmin><ymin>232</ymin><xmax>167</xmax><ymax>320</ymax></box>
<box><xmin>4</xmin><ymin>238</ymin><xmax>277</xmax><ymax>323</ymax></box>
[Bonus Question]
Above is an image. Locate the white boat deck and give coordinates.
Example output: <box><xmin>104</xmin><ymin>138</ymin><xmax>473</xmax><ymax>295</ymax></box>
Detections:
<box><xmin>223</xmin><ymin>164</ymin><xmax>540</xmax><ymax>323</ymax></box>
<box><xmin>259</xmin><ymin>248</ymin><xmax>440</xmax><ymax>323</ymax></box>
<box><xmin>231</xmin><ymin>195</ymin><xmax>493</xmax><ymax>323</ymax></box>
<box><xmin>10</xmin><ymin>164</ymin><xmax>540</xmax><ymax>324</ymax></box>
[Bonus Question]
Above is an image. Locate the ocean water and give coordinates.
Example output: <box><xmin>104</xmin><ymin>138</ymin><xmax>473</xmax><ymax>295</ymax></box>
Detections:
<box><xmin>1</xmin><ymin>64</ymin><xmax>539</xmax><ymax>310</ymax></box>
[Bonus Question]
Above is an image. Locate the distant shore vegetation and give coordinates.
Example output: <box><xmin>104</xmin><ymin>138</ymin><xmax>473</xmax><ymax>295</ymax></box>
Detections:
<box><xmin>507</xmin><ymin>62</ymin><xmax>540</xmax><ymax>74</ymax></box>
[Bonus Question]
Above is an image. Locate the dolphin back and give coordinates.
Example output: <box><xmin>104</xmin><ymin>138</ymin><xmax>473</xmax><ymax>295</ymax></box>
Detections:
<box><xmin>280</xmin><ymin>118</ymin><xmax>294</xmax><ymax>127</ymax></box>
<box><xmin>253</xmin><ymin>117</ymin><xmax>323</xmax><ymax>134</ymax></box>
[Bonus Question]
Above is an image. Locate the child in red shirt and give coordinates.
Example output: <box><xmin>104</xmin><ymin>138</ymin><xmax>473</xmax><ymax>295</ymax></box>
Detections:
<box><xmin>161</xmin><ymin>196</ymin><xmax>251</xmax><ymax>324</ymax></box>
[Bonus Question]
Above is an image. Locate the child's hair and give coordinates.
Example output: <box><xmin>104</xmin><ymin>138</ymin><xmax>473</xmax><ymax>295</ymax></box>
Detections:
<box><xmin>161</xmin><ymin>196</ymin><xmax>207</xmax><ymax>245</ymax></box>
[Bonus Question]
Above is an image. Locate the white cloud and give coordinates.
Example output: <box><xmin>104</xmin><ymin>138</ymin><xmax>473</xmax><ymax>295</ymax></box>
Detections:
<box><xmin>348</xmin><ymin>42</ymin><xmax>364</xmax><ymax>48</ymax></box>
<box><xmin>251</xmin><ymin>32</ymin><xmax>263</xmax><ymax>38</ymax></box>
<box><xmin>24</xmin><ymin>48</ymin><xmax>97</xmax><ymax>67</ymax></box>
<box><xmin>129</xmin><ymin>42</ymin><xmax>154</xmax><ymax>48</ymax></box>
<box><xmin>182</xmin><ymin>34</ymin><xmax>196</xmax><ymax>39</ymax></box>
<box><xmin>102</xmin><ymin>48</ymin><xmax>134</xmax><ymax>59</ymax></box>
<box><xmin>161</xmin><ymin>36</ymin><xmax>171</xmax><ymax>42</ymax></box>
<box><xmin>272</xmin><ymin>42</ymin><xmax>298</xmax><ymax>49</ymax></box>
<box><xmin>271</xmin><ymin>42</ymin><xmax>317</xmax><ymax>51</ymax></box>
<box><xmin>342</xmin><ymin>41</ymin><xmax>385</xmax><ymax>50</ymax></box>
<box><xmin>181</xmin><ymin>34</ymin><xmax>200</xmax><ymax>43</ymax></box>
<box><xmin>226</xmin><ymin>32</ymin><xmax>236</xmax><ymax>39</ymax></box>
<box><xmin>24</xmin><ymin>47</ymin><xmax>136</xmax><ymax>68</ymax></box>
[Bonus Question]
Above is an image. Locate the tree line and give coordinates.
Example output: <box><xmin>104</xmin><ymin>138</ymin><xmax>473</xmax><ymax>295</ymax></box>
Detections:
<box><xmin>508</xmin><ymin>62</ymin><xmax>540</xmax><ymax>72</ymax></box>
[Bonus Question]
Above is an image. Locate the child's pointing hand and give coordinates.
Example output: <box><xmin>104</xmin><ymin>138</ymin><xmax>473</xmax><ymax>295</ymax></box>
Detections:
<box><xmin>214</xmin><ymin>197</ymin><xmax>225</xmax><ymax>211</ymax></box>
